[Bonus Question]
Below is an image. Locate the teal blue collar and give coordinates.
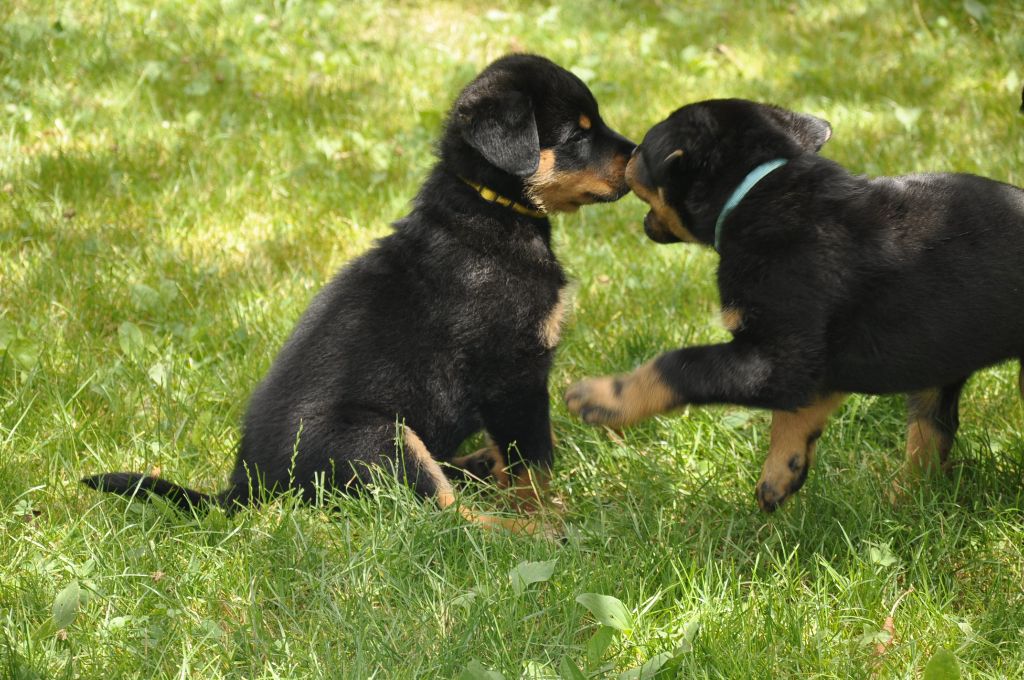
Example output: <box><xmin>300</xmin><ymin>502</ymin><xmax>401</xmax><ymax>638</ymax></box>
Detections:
<box><xmin>713</xmin><ymin>158</ymin><xmax>788</xmax><ymax>251</ymax></box>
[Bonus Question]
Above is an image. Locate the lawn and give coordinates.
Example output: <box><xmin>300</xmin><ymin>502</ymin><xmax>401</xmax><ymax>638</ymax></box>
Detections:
<box><xmin>2</xmin><ymin>1</ymin><xmax>1024</xmax><ymax>677</ymax></box>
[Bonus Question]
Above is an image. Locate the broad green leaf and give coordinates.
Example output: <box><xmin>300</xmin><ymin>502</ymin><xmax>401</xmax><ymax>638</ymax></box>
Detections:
<box><xmin>559</xmin><ymin>656</ymin><xmax>586</xmax><ymax>680</ymax></box>
<box><xmin>923</xmin><ymin>648</ymin><xmax>961</xmax><ymax>680</ymax></box>
<box><xmin>586</xmin><ymin>626</ymin><xmax>616</xmax><ymax>668</ymax></box>
<box><xmin>451</xmin><ymin>590</ymin><xmax>477</xmax><ymax>609</ymax></box>
<box><xmin>963</xmin><ymin>0</ymin><xmax>988</xmax><ymax>23</ymax></box>
<box><xmin>674</xmin><ymin>620</ymin><xmax>700</xmax><ymax>654</ymax></box>
<box><xmin>721</xmin><ymin>410</ymin><xmax>754</xmax><ymax>429</ymax></box>
<box><xmin>0</xmin><ymin>319</ymin><xmax>14</xmax><ymax>350</ymax></box>
<box><xmin>460</xmin><ymin>659</ymin><xmax>505</xmax><ymax>680</ymax></box>
<box><xmin>856</xmin><ymin>623</ymin><xmax>892</xmax><ymax>646</ymax></box>
<box><xmin>523</xmin><ymin>660</ymin><xmax>559</xmax><ymax>679</ymax></box>
<box><xmin>867</xmin><ymin>542</ymin><xmax>898</xmax><ymax>567</ymax></box>
<box><xmin>130</xmin><ymin>282</ymin><xmax>161</xmax><ymax>311</ymax></box>
<box><xmin>52</xmin><ymin>580</ymin><xmax>81</xmax><ymax>629</ymax></box>
<box><xmin>576</xmin><ymin>593</ymin><xmax>634</xmax><ymax>632</ymax></box>
<box><xmin>7</xmin><ymin>337</ymin><xmax>39</xmax><ymax>369</ymax></box>
<box><xmin>148</xmin><ymin>362</ymin><xmax>169</xmax><ymax>388</ymax></box>
<box><xmin>201</xmin><ymin>619</ymin><xmax>224</xmax><ymax>639</ymax></box>
<box><xmin>184</xmin><ymin>74</ymin><xmax>212</xmax><ymax>97</ymax></box>
<box><xmin>158</xmin><ymin>278</ymin><xmax>178</xmax><ymax>304</ymax></box>
<box><xmin>118</xmin><ymin>321</ymin><xmax>145</xmax><ymax>357</ymax></box>
<box><xmin>619</xmin><ymin>651</ymin><xmax>672</xmax><ymax>680</ymax></box>
<box><xmin>510</xmin><ymin>559</ymin><xmax>557</xmax><ymax>596</ymax></box>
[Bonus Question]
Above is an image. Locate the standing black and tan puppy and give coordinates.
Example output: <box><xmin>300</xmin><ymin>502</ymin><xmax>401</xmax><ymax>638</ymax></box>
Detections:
<box><xmin>84</xmin><ymin>54</ymin><xmax>635</xmax><ymax>535</ymax></box>
<box><xmin>566</xmin><ymin>98</ymin><xmax>1024</xmax><ymax>511</ymax></box>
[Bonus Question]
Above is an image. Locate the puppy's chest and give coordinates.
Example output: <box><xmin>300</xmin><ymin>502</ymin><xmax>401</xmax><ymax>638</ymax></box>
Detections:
<box><xmin>461</xmin><ymin>262</ymin><xmax>568</xmax><ymax>350</ymax></box>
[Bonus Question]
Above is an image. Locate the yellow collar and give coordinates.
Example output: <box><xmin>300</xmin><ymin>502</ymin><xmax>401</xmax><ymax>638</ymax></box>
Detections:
<box><xmin>461</xmin><ymin>178</ymin><xmax>547</xmax><ymax>219</ymax></box>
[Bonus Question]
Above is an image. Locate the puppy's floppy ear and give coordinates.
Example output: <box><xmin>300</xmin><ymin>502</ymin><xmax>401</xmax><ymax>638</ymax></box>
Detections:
<box><xmin>458</xmin><ymin>90</ymin><xmax>540</xmax><ymax>176</ymax></box>
<box><xmin>767</xmin><ymin>106</ymin><xmax>832</xmax><ymax>152</ymax></box>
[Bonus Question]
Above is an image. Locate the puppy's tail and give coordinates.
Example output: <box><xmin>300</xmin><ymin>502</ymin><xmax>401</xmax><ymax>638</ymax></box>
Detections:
<box><xmin>81</xmin><ymin>472</ymin><xmax>222</xmax><ymax>514</ymax></box>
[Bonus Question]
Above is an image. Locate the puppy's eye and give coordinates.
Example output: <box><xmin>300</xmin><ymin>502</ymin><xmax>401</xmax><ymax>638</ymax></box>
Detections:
<box><xmin>566</xmin><ymin>128</ymin><xmax>588</xmax><ymax>142</ymax></box>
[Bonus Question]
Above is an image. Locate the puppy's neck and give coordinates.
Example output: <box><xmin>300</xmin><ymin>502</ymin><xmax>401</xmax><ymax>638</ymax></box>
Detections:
<box><xmin>415</xmin><ymin>166</ymin><xmax>554</xmax><ymax>247</ymax></box>
<box><xmin>437</xmin><ymin>146</ymin><xmax>543</xmax><ymax>214</ymax></box>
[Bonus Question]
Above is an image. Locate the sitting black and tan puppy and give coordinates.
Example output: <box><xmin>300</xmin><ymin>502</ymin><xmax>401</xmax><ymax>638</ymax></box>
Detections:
<box><xmin>566</xmin><ymin>98</ymin><xmax>1024</xmax><ymax>511</ymax></box>
<box><xmin>84</xmin><ymin>54</ymin><xmax>634</xmax><ymax>535</ymax></box>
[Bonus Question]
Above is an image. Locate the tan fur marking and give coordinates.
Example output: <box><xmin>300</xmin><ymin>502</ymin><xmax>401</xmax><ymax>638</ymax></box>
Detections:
<box><xmin>405</xmin><ymin>428</ymin><xmax>547</xmax><ymax>536</ymax></box>
<box><xmin>403</xmin><ymin>427</ymin><xmax>453</xmax><ymax>496</ymax></box>
<box><xmin>904</xmin><ymin>388</ymin><xmax>946</xmax><ymax>473</ymax></box>
<box><xmin>565</xmin><ymin>359</ymin><xmax>679</xmax><ymax>427</ymax></box>
<box><xmin>450</xmin><ymin>444</ymin><xmax>511</xmax><ymax>488</ymax></box>
<box><xmin>511</xmin><ymin>466</ymin><xmax>551</xmax><ymax>510</ymax></box>
<box><xmin>720</xmin><ymin>306</ymin><xmax>743</xmax><ymax>333</ymax></box>
<box><xmin>539</xmin><ymin>287</ymin><xmax>569</xmax><ymax>349</ymax></box>
<box><xmin>536</xmin><ymin>148</ymin><xmax>556</xmax><ymax>177</ymax></box>
<box><xmin>526</xmin><ymin>149</ymin><xmax>628</xmax><ymax>213</ymax></box>
<box><xmin>757</xmin><ymin>393</ymin><xmax>846</xmax><ymax>511</ymax></box>
<box><xmin>625</xmin><ymin>156</ymin><xmax>697</xmax><ymax>242</ymax></box>
<box><xmin>579</xmin><ymin>114</ymin><xmax>592</xmax><ymax>130</ymax></box>
<box><xmin>905</xmin><ymin>419</ymin><xmax>946</xmax><ymax>473</ymax></box>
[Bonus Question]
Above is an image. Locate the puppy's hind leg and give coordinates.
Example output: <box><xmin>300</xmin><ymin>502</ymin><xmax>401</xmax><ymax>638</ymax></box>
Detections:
<box><xmin>756</xmin><ymin>393</ymin><xmax>846</xmax><ymax>512</ymax></box>
<box><xmin>401</xmin><ymin>427</ymin><xmax>552</xmax><ymax>538</ymax></box>
<box><xmin>904</xmin><ymin>378</ymin><xmax>968</xmax><ymax>476</ymax></box>
<box><xmin>447</xmin><ymin>438</ymin><xmax>511</xmax><ymax>487</ymax></box>
<box><xmin>1018</xmin><ymin>361</ymin><xmax>1023</xmax><ymax>402</ymax></box>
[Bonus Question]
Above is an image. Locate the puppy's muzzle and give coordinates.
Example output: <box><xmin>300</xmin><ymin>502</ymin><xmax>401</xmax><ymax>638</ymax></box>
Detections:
<box><xmin>643</xmin><ymin>211</ymin><xmax>681</xmax><ymax>244</ymax></box>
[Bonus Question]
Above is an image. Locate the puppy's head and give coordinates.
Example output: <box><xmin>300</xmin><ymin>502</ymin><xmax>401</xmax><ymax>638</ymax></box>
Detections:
<box><xmin>443</xmin><ymin>54</ymin><xmax>635</xmax><ymax>214</ymax></box>
<box><xmin>626</xmin><ymin>99</ymin><xmax>831</xmax><ymax>245</ymax></box>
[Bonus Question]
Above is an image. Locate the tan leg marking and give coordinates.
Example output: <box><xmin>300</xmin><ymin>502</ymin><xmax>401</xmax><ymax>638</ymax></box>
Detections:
<box><xmin>756</xmin><ymin>393</ymin><xmax>846</xmax><ymax>512</ymax></box>
<box><xmin>403</xmin><ymin>428</ymin><xmax>551</xmax><ymax>538</ymax></box>
<box><xmin>526</xmin><ymin>149</ymin><xmax>628</xmax><ymax>213</ymax></box>
<box><xmin>565</xmin><ymin>359</ymin><xmax>678</xmax><ymax>428</ymax></box>
<box><xmin>625</xmin><ymin>156</ymin><xmax>697</xmax><ymax>242</ymax></box>
<box><xmin>905</xmin><ymin>387</ymin><xmax>942</xmax><ymax>473</ymax></box>
<box><xmin>449</xmin><ymin>443</ymin><xmax>511</xmax><ymax>487</ymax></box>
<box><xmin>720</xmin><ymin>306</ymin><xmax>744</xmax><ymax>333</ymax></box>
<box><xmin>403</xmin><ymin>427</ymin><xmax>453</xmax><ymax>495</ymax></box>
<box><xmin>510</xmin><ymin>466</ymin><xmax>551</xmax><ymax>510</ymax></box>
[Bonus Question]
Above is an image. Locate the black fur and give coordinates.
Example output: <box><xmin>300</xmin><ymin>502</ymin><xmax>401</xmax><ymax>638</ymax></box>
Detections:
<box><xmin>83</xmin><ymin>54</ymin><xmax>634</xmax><ymax>515</ymax></box>
<box><xmin>573</xmin><ymin>98</ymin><xmax>1024</xmax><ymax>507</ymax></box>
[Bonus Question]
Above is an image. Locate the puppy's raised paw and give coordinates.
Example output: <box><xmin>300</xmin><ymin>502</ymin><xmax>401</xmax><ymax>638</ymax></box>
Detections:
<box><xmin>566</xmin><ymin>360</ymin><xmax>679</xmax><ymax>428</ymax></box>
<box><xmin>565</xmin><ymin>375</ymin><xmax>630</xmax><ymax>427</ymax></box>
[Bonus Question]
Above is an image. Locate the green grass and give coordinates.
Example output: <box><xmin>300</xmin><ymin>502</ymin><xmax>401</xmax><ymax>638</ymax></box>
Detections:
<box><xmin>2</xmin><ymin>0</ymin><xmax>1024</xmax><ymax>677</ymax></box>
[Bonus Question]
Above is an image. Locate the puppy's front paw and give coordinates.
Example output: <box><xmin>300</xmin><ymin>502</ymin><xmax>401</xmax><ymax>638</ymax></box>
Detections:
<box><xmin>566</xmin><ymin>361</ymin><xmax>679</xmax><ymax>428</ymax></box>
<box><xmin>565</xmin><ymin>375</ymin><xmax>631</xmax><ymax>427</ymax></box>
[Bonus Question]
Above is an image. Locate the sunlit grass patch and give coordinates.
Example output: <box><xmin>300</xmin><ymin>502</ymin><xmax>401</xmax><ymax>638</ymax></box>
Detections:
<box><xmin>3</xmin><ymin>0</ymin><xmax>1024</xmax><ymax>677</ymax></box>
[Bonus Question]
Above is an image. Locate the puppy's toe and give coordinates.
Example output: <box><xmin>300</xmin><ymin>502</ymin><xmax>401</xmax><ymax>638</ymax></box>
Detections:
<box><xmin>535</xmin><ymin>518</ymin><xmax>566</xmax><ymax>543</ymax></box>
<box><xmin>564</xmin><ymin>381</ymin><xmax>591</xmax><ymax>413</ymax></box>
<box><xmin>755</xmin><ymin>481</ymin><xmax>786</xmax><ymax>513</ymax></box>
<box><xmin>565</xmin><ymin>377</ymin><xmax>624</xmax><ymax>425</ymax></box>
